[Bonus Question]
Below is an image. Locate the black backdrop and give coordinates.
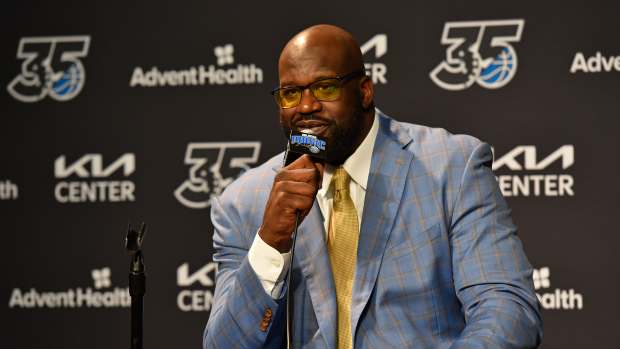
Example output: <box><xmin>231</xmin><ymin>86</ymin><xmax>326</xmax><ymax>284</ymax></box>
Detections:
<box><xmin>1</xmin><ymin>1</ymin><xmax>619</xmax><ymax>348</ymax></box>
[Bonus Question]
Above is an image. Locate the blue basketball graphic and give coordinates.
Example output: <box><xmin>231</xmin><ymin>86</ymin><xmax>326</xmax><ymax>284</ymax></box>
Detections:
<box><xmin>52</xmin><ymin>64</ymin><xmax>83</xmax><ymax>97</ymax></box>
<box><xmin>479</xmin><ymin>47</ymin><xmax>515</xmax><ymax>86</ymax></box>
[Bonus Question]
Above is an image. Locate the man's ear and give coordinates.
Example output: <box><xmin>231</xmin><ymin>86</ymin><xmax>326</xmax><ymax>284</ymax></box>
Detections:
<box><xmin>359</xmin><ymin>76</ymin><xmax>374</xmax><ymax>109</ymax></box>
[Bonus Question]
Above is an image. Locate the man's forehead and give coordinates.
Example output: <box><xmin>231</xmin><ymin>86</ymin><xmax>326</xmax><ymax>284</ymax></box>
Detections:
<box><xmin>278</xmin><ymin>47</ymin><xmax>348</xmax><ymax>85</ymax></box>
<box><xmin>278</xmin><ymin>68</ymin><xmax>339</xmax><ymax>86</ymax></box>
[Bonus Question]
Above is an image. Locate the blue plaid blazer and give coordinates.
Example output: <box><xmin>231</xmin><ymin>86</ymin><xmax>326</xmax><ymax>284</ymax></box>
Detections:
<box><xmin>204</xmin><ymin>111</ymin><xmax>543</xmax><ymax>348</ymax></box>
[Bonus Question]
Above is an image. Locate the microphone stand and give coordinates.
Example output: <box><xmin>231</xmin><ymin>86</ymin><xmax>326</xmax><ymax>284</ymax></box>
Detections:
<box><xmin>286</xmin><ymin>212</ymin><xmax>300</xmax><ymax>349</ymax></box>
<box><xmin>125</xmin><ymin>223</ymin><xmax>147</xmax><ymax>349</ymax></box>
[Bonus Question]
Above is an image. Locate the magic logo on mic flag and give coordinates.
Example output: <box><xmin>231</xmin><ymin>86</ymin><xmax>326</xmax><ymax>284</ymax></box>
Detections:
<box><xmin>288</xmin><ymin>132</ymin><xmax>328</xmax><ymax>158</ymax></box>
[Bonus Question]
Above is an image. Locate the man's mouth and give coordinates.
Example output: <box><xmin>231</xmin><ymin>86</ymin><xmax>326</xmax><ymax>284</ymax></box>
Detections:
<box><xmin>295</xmin><ymin>121</ymin><xmax>330</xmax><ymax>136</ymax></box>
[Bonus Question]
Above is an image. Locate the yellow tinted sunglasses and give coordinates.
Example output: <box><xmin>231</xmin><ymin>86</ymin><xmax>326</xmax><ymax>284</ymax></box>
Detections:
<box><xmin>271</xmin><ymin>69</ymin><xmax>365</xmax><ymax>109</ymax></box>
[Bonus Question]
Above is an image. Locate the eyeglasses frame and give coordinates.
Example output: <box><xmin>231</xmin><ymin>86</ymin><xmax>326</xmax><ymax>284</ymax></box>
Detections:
<box><xmin>270</xmin><ymin>69</ymin><xmax>366</xmax><ymax>109</ymax></box>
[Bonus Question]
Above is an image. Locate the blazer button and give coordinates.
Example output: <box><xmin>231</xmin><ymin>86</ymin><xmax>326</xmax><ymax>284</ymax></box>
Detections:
<box><xmin>259</xmin><ymin>307</ymin><xmax>273</xmax><ymax>332</ymax></box>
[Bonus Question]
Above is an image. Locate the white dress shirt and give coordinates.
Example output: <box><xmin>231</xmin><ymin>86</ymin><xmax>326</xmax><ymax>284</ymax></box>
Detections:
<box><xmin>248</xmin><ymin>113</ymin><xmax>380</xmax><ymax>298</ymax></box>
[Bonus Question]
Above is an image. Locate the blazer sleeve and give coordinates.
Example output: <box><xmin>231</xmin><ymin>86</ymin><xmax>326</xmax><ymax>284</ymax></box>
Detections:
<box><xmin>448</xmin><ymin>141</ymin><xmax>543</xmax><ymax>349</ymax></box>
<box><xmin>203</xmin><ymin>194</ymin><xmax>285</xmax><ymax>349</ymax></box>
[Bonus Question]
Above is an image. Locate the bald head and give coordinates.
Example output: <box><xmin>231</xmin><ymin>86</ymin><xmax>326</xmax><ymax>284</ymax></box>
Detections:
<box><xmin>278</xmin><ymin>24</ymin><xmax>364</xmax><ymax>82</ymax></box>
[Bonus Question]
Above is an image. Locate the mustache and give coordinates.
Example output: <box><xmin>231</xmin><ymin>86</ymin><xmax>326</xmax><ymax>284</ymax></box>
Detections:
<box><xmin>291</xmin><ymin>114</ymin><xmax>331</xmax><ymax>128</ymax></box>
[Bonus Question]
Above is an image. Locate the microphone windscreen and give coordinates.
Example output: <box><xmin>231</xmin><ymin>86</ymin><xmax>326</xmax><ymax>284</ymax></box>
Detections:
<box><xmin>283</xmin><ymin>131</ymin><xmax>328</xmax><ymax>166</ymax></box>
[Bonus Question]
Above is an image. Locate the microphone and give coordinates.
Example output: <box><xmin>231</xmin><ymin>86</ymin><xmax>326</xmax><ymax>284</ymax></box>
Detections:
<box><xmin>283</xmin><ymin>129</ymin><xmax>328</xmax><ymax>165</ymax></box>
<box><xmin>282</xmin><ymin>129</ymin><xmax>328</xmax><ymax>349</ymax></box>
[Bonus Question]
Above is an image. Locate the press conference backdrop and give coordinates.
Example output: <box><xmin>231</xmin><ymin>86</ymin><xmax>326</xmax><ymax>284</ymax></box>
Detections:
<box><xmin>1</xmin><ymin>0</ymin><xmax>618</xmax><ymax>348</ymax></box>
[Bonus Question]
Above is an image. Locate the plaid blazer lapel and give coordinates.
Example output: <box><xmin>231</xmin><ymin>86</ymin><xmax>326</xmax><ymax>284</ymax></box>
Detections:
<box><xmin>350</xmin><ymin>112</ymin><xmax>414</xmax><ymax>342</ymax></box>
<box><xmin>295</xmin><ymin>201</ymin><xmax>337</xmax><ymax>348</ymax></box>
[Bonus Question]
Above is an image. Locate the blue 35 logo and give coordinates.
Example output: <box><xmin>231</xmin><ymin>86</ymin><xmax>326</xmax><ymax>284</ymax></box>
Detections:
<box><xmin>430</xmin><ymin>20</ymin><xmax>524</xmax><ymax>91</ymax></box>
<box><xmin>175</xmin><ymin>142</ymin><xmax>261</xmax><ymax>209</ymax></box>
<box><xmin>7</xmin><ymin>36</ymin><xmax>91</xmax><ymax>102</ymax></box>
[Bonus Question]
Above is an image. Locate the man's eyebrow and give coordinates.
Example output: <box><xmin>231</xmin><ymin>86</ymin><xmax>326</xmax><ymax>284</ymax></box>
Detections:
<box><xmin>279</xmin><ymin>74</ymin><xmax>338</xmax><ymax>87</ymax></box>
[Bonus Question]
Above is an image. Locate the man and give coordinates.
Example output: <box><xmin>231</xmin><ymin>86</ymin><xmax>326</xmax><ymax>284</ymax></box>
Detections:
<box><xmin>203</xmin><ymin>24</ymin><xmax>542</xmax><ymax>348</ymax></box>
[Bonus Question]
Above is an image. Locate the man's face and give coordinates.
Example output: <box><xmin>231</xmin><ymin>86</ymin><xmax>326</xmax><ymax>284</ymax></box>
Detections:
<box><xmin>278</xmin><ymin>48</ymin><xmax>366</xmax><ymax>165</ymax></box>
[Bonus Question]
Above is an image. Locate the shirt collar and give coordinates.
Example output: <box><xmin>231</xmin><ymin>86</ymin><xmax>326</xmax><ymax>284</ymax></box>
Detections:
<box><xmin>319</xmin><ymin>111</ymin><xmax>379</xmax><ymax>195</ymax></box>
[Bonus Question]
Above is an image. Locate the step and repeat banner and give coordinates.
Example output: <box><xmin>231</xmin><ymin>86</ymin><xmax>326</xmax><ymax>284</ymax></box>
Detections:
<box><xmin>1</xmin><ymin>1</ymin><xmax>618</xmax><ymax>348</ymax></box>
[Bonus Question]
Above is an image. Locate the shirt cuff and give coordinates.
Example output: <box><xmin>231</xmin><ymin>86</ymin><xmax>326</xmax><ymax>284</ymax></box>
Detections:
<box><xmin>248</xmin><ymin>231</ymin><xmax>292</xmax><ymax>298</ymax></box>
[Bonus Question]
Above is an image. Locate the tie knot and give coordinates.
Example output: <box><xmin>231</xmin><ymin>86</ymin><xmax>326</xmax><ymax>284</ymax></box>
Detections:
<box><xmin>332</xmin><ymin>167</ymin><xmax>351</xmax><ymax>192</ymax></box>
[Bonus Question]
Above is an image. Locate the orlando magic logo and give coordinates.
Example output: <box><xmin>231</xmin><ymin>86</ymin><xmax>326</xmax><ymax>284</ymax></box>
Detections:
<box><xmin>174</xmin><ymin>142</ymin><xmax>261</xmax><ymax>209</ymax></box>
<box><xmin>7</xmin><ymin>36</ymin><xmax>91</xmax><ymax>102</ymax></box>
<box><xmin>290</xmin><ymin>133</ymin><xmax>326</xmax><ymax>154</ymax></box>
<box><xmin>430</xmin><ymin>20</ymin><xmax>524</xmax><ymax>91</ymax></box>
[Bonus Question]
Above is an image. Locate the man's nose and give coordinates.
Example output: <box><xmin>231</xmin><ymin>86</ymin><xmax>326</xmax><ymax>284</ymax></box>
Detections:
<box><xmin>298</xmin><ymin>88</ymin><xmax>322</xmax><ymax>114</ymax></box>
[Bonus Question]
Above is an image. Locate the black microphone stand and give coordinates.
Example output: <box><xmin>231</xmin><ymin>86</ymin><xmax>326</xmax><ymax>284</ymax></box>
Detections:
<box><xmin>286</xmin><ymin>212</ymin><xmax>300</xmax><ymax>349</ymax></box>
<box><xmin>125</xmin><ymin>223</ymin><xmax>147</xmax><ymax>349</ymax></box>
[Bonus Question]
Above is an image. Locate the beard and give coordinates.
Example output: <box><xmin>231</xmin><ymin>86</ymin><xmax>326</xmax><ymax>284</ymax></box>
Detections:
<box><xmin>322</xmin><ymin>113</ymin><xmax>364</xmax><ymax>165</ymax></box>
<box><xmin>280</xmin><ymin>101</ymin><xmax>366</xmax><ymax>165</ymax></box>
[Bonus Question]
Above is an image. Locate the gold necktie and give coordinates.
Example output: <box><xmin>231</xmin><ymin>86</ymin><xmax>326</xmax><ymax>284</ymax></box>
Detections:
<box><xmin>327</xmin><ymin>167</ymin><xmax>359</xmax><ymax>349</ymax></box>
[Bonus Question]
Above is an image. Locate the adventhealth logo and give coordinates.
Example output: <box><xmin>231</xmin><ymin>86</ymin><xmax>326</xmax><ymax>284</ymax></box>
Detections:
<box><xmin>532</xmin><ymin>267</ymin><xmax>550</xmax><ymax>290</ymax></box>
<box><xmin>570</xmin><ymin>52</ymin><xmax>620</xmax><ymax>73</ymax></box>
<box><xmin>130</xmin><ymin>44</ymin><xmax>263</xmax><ymax>87</ymax></box>
<box><xmin>214</xmin><ymin>44</ymin><xmax>234</xmax><ymax>65</ymax></box>
<box><xmin>9</xmin><ymin>267</ymin><xmax>130</xmax><ymax>309</ymax></box>
<box><xmin>533</xmin><ymin>267</ymin><xmax>583</xmax><ymax>310</ymax></box>
<box><xmin>92</xmin><ymin>267</ymin><xmax>112</xmax><ymax>289</ymax></box>
<box><xmin>0</xmin><ymin>180</ymin><xmax>19</xmax><ymax>200</ymax></box>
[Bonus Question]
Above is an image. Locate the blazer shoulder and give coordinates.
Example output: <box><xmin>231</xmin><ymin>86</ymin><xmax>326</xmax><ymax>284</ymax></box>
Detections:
<box><xmin>391</xmin><ymin>119</ymin><xmax>485</xmax><ymax>160</ymax></box>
